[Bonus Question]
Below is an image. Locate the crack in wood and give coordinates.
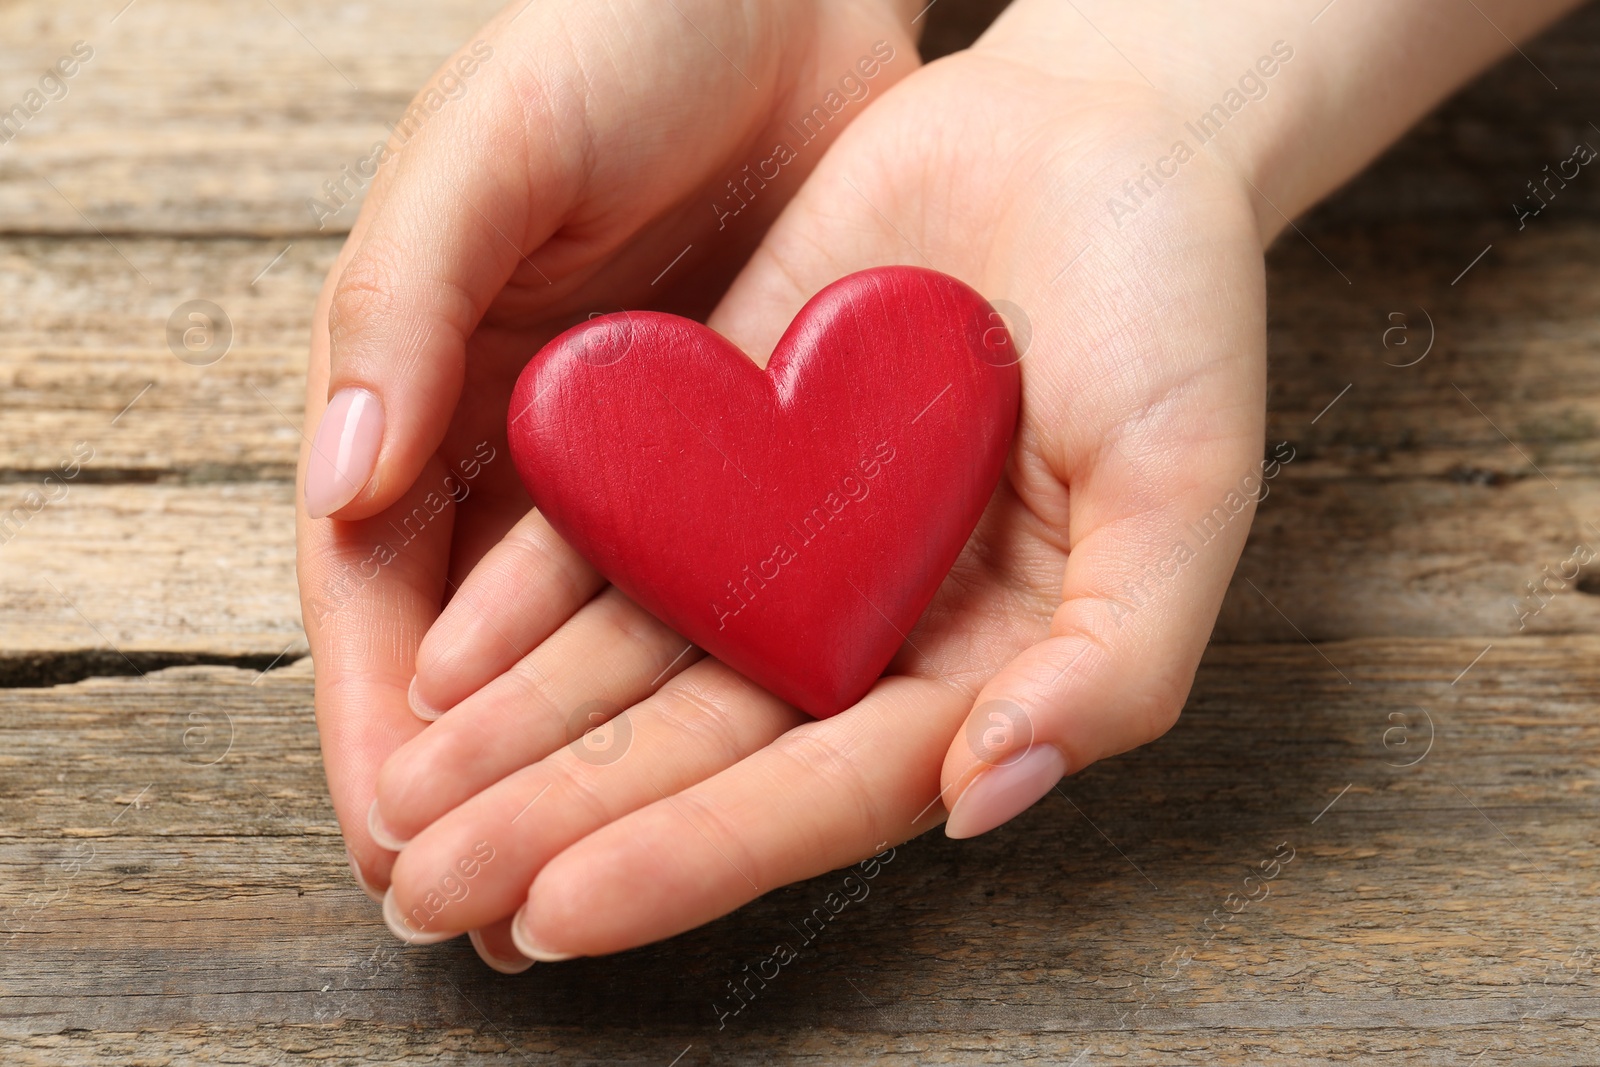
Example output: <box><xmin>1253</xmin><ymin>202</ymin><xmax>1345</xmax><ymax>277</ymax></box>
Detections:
<box><xmin>0</xmin><ymin>649</ymin><xmax>307</xmax><ymax>689</ymax></box>
<box><xmin>0</xmin><ymin>466</ymin><xmax>296</xmax><ymax>486</ymax></box>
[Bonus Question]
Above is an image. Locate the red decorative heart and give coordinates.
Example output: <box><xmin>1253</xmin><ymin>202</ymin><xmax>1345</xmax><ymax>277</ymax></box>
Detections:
<box><xmin>507</xmin><ymin>266</ymin><xmax>1020</xmax><ymax>717</ymax></box>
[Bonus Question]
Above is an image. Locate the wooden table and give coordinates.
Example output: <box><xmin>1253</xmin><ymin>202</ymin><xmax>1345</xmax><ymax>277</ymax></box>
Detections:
<box><xmin>3</xmin><ymin>2</ymin><xmax>1598</xmax><ymax>1064</ymax></box>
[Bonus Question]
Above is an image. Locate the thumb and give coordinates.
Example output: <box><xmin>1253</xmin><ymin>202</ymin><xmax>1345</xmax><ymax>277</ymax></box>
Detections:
<box><xmin>939</xmin><ymin>429</ymin><xmax>1274</xmax><ymax>838</ymax></box>
<box><xmin>305</xmin><ymin>29</ymin><xmax>583</xmax><ymax>519</ymax></box>
<box><xmin>307</xmin><ymin>0</ymin><xmax>882</xmax><ymax>519</ymax></box>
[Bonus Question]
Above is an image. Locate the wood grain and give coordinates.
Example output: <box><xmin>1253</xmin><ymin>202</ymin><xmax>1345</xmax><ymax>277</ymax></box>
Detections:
<box><xmin>1</xmin><ymin>2</ymin><xmax>1596</xmax><ymax>238</ymax></box>
<box><xmin>0</xmin><ymin>222</ymin><xmax>1597</xmax><ymax>665</ymax></box>
<box><xmin>0</xmin><ymin>236</ymin><xmax>333</xmax><ymax>479</ymax></box>
<box><xmin>0</xmin><ymin>484</ymin><xmax>304</xmax><ymax>678</ymax></box>
<box><xmin>2</xmin><ymin>640</ymin><xmax>1596</xmax><ymax>1065</ymax></box>
<box><xmin>0</xmin><ymin>1</ymin><xmax>503</xmax><ymax>236</ymax></box>
<box><xmin>3</xmin><ymin>0</ymin><xmax>1600</xmax><ymax>1063</ymax></box>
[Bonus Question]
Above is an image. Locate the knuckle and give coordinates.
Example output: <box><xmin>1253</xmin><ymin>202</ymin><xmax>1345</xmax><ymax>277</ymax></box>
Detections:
<box><xmin>668</xmin><ymin>788</ymin><xmax>765</xmax><ymax>889</ymax></box>
<box><xmin>656</xmin><ymin>680</ymin><xmax>752</xmax><ymax>765</ymax></box>
<box><xmin>328</xmin><ymin>250</ymin><xmax>404</xmax><ymax>351</ymax></box>
<box><xmin>1135</xmin><ymin>673</ymin><xmax>1192</xmax><ymax>742</ymax></box>
<box><xmin>502</xmin><ymin>515</ymin><xmax>599</xmax><ymax>618</ymax></box>
<box><xmin>545</xmin><ymin>759</ymin><xmax>618</xmax><ymax>826</ymax></box>
<box><xmin>766</xmin><ymin>726</ymin><xmax>883</xmax><ymax>847</ymax></box>
<box><xmin>504</xmin><ymin>660</ymin><xmax>562</xmax><ymax>724</ymax></box>
<box><xmin>590</xmin><ymin>588</ymin><xmax>675</xmax><ymax>656</ymax></box>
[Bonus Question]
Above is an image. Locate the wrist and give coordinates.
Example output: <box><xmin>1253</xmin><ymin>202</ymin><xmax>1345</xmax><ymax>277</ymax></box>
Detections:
<box><xmin>971</xmin><ymin>0</ymin><xmax>1584</xmax><ymax>243</ymax></box>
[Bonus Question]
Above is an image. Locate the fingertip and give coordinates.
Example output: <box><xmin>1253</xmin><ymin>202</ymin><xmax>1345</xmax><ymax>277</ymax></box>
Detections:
<box><xmin>368</xmin><ymin>798</ymin><xmax>413</xmax><ymax>852</ymax></box>
<box><xmin>408</xmin><ymin>676</ymin><xmax>446</xmax><ymax>722</ymax></box>
<box><xmin>940</xmin><ymin>684</ymin><xmax>1061</xmax><ymax>803</ymax></box>
<box><xmin>382</xmin><ymin>885</ymin><xmax>455</xmax><ymax>946</ymax></box>
<box><xmin>943</xmin><ymin>743</ymin><xmax>1066</xmax><ymax>840</ymax></box>
<box><xmin>940</xmin><ymin>621</ymin><xmax>1195</xmax><ymax>820</ymax></box>
<box><xmin>470</xmin><ymin>926</ymin><xmax>535</xmax><ymax>974</ymax></box>
<box><xmin>305</xmin><ymin>388</ymin><xmax>384</xmax><ymax>519</ymax></box>
<box><xmin>345</xmin><ymin>846</ymin><xmax>385</xmax><ymax>903</ymax></box>
<box><xmin>511</xmin><ymin>905</ymin><xmax>578</xmax><ymax>963</ymax></box>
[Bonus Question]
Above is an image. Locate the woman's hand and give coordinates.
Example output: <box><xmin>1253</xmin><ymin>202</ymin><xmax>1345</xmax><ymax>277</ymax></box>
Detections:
<box><xmin>294</xmin><ymin>0</ymin><xmax>923</xmax><ymax>938</ymax></box>
<box><xmin>332</xmin><ymin>0</ymin><xmax>1583</xmax><ymax>971</ymax></box>
<box><xmin>370</xmin><ymin>5</ymin><xmax>1273</xmax><ymax>967</ymax></box>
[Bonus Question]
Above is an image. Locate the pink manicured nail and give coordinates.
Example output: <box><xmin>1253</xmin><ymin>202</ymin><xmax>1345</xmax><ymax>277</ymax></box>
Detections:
<box><xmin>511</xmin><ymin>909</ymin><xmax>577</xmax><ymax>962</ymax></box>
<box><xmin>305</xmin><ymin>387</ymin><xmax>383</xmax><ymax>518</ymax></box>
<box><xmin>367</xmin><ymin>798</ymin><xmax>411</xmax><ymax>852</ymax></box>
<box><xmin>346</xmin><ymin>846</ymin><xmax>383</xmax><ymax>903</ymax></box>
<box><xmin>469</xmin><ymin>929</ymin><xmax>534</xmax><ymax>975</ymax></box>
<box><xmin>408</xmin><ymin>676</ymin><xmax>445</xmax><ymax>722</ymax></box>
<box><xmin>382</xmin><ymin>887</ymin><xmax>454</xmax><ymax>946</ymax></box>
<box><xmin>944</xmin><ymin>744</ymin><xmax>1067</xmax><ymax>840</ymax></box>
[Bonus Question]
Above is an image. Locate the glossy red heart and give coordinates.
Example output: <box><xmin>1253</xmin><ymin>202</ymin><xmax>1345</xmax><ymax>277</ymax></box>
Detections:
<box><xmin>507</xmin><ymin>266</ymin><xmax>1020</xmax><ymax>717</ymax></box>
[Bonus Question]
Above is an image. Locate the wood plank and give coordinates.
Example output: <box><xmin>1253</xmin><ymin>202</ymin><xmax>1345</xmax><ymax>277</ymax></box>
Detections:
<box><xmin>3</xmin><ymin>214</ymin><xmax>1599</xmax><ymax>480</ymax></box>
<box><xmin>0</xmin><ymin>236</ymin><xmax>333</xmax><ymax>479</ymax></box>
<box><xmin>1</xmin><ymin>639</ymin><xmax>1595</xmax><ymax>1063</ymax></box>
<box><xmin>1264</xmin><ymin>223</ymin><xmax>1600</xmax><ymax>482</ymax></box>
<box><xmin>0</xmin><ymin>221</ymin><xmax>1593</xmax><ymax>660</ymax></box>
<box><xmin>0</xmin><ymin>470</ymin><xmax>1595</xmax><ymax>668</ymax></box>
<box><xmin>2</xmin><ymin>1027</ymin><xmax>1596</xmax><ymax>1067</ymax></box>
<box><xmin>0</xmin><ymin>0</ymin><xmax>501</xmax><ymax>236</ymax></box>
<box><xmin>0</xmin><ymin>484</ymin><xmax>303</xmax><ymax>673</ymax></box>
<box><xmin>1223</xmin><ymin>472</ymin><xmax>1600</xmax><ymax>643</ymax></box>
<box><xmin>0</xmin><ymin>4</ymin><xmax>1597</xmax><ymax>237</ymax></box>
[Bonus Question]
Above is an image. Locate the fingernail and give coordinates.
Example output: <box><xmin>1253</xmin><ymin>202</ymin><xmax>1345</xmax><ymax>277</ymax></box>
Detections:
<box><xmin>345</xmin><ymin>846</ymin><xmax>383</xmax><ymax>903</ymax></box>
<box><xmin>367</xmin><ymin>798</ymin><xmax>411</xmax><ymax>852</ymax></box>
<box><xmin>944</xmin><ymin>744</ymin><xmax>1067</xmax><ymax>840</ymax></box>
<box><xmin>305</xmin><ymin>387</ymin><xmax>383</xmax><ymax>518</ymax></box>
<box><xmin>408</xmin><ymin>676</ymin><xmax>445</xmax><ymax>722</ymax></box>
<box><xmin>511</xmin><ymin>908</ymin><xmax>578</xmax><ymax>962</ymax></box>
<box><xmin>469</xmin><ymin>929</ymin><xmax>535</xmax><ymax>975</ymax></box>
<box><xmin>382</xmin><ymin>886</ymin><xmax>454</xmax><ymax>945</ymax></box>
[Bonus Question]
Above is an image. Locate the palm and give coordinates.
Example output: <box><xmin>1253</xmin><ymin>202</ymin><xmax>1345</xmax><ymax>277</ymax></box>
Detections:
<box><xmin>723</xmin><ymin>51</ymin><xmax>1267</xmax><ymax>719</ymax></box>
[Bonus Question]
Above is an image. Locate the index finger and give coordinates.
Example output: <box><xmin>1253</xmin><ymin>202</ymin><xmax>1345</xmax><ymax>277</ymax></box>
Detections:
<box><xmin>299</xmin><ymin>261</ymin><xmax>455</xmax><ymax>890</ymax></box>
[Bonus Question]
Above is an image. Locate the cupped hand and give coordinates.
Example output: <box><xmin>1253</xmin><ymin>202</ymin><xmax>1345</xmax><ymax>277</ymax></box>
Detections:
<box><xmin>294</xmin><ymin>0</ymin><xmax>923</xmax><ymax>932</ymax></box>
<box><xmin>372</xmin><ymin>6</ymin><xmax>1273</xmax><ymax>970</ymax></box>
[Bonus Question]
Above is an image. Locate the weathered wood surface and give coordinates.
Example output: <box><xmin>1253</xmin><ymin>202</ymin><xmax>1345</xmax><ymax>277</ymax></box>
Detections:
<box><xmin>4</xmin><ymin>642</ymin><xmax>1598</xmax><ymax>1065</ymax></box>
<box><xmin>0</xmin><ymin>236</ymin><xmax>325</xmax><ymax>479</ymax></box>
<box><xmin>0</xmin><ymin>1</ymin><xmax>504</xmax><ymax>235</ymax></box>
<box><xmin>2</xmin><ymin>0</ymin><xmax>1600</xmax><ymax>1064</ymax></box>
